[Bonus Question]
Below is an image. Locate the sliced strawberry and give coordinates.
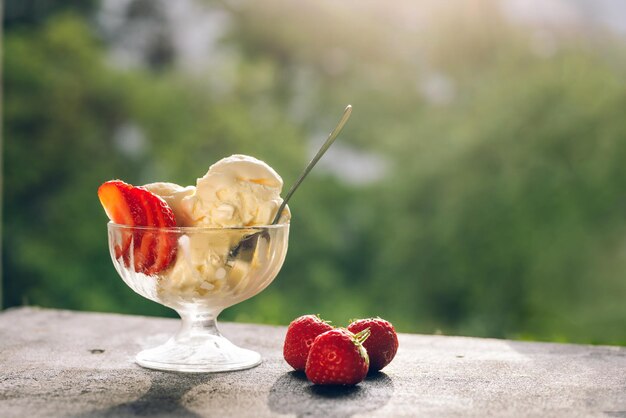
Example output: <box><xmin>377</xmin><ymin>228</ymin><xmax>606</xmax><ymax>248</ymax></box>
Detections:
<box><xmin>98</xmin><ymin>181</ymin><xmax>146</xmax><ymax>260</ymax></box>
<box><xmin>98</xmin><ymin>180</ymin><xmax>177</xmax><ymax>274</ymax></box>
<box><xmin>133</xmin><ymin>187</ymin><xmax>158</xmax><ymax>272</ymax></box>
<box><xmin>146</xmin><ymin>195</ymin><xmax>177</xmax><ymax>274</ymax></box>
<box><xmin>98</xmin><ymin>180</ymin><xmax>146</xmax><ymax>226</ymax></box>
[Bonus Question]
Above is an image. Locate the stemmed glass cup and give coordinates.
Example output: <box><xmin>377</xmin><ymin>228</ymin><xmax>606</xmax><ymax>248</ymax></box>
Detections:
<box><xmin>107</xmin><ymin>222</ymin><xmax>289</xmax><ymax>373</ymax></box>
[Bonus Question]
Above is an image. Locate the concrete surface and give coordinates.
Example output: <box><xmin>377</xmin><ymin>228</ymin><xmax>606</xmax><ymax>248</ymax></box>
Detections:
<box><xmin>0</xmin><ymin>307</ymin><xmax>625</xmax><ymax>417</ymax></box>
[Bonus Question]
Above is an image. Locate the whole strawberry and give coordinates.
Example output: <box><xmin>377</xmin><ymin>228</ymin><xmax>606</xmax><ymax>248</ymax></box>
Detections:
<box><xmin>305</xmin><ymin>328</ymin><xmax>370</xmax><ymax>385</ymax></box>
<box><xmin>283</xmin><ymin>314</ymin><xmax>333</xmax><ymax>371</ymax></box>
<box><xmin>348</xmin><ymin>317</ymin><xmax>398</xmax><ymax>372</ymax></box>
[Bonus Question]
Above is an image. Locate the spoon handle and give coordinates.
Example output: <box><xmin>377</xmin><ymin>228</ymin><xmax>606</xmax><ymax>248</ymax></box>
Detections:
<box><xmin>272</xmin><ymin>105</ymin><xmax>353</xmax><ymax>225</ymax></box>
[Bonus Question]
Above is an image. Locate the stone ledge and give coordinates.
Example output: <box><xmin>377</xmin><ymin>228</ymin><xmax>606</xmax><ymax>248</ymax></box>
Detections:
<box><xmin>1</xmin><ymin>307</ymin><xmax>625</xmax><ymax>417</ymax></box>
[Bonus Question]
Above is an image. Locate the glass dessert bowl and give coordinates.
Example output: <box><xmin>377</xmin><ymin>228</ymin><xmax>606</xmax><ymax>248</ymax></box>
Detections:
<box><xmin>108</xmin><ymin>222</ymin><xmax>289</xmax><ymax>372</ymax></box>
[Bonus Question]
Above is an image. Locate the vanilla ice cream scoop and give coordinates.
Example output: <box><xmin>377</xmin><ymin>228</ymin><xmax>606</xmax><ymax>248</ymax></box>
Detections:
<box><xmin>180</xmin><ymin>154</ymin><xmax>290</xmax><ymax>227</ymax></box>
<box><xmin>136</xmin><ymin>104</ymin><xmax>350</xmax><ymax>307</ymax></box>
<box><xmin>142</xmin><ymin>155</ymin><xmax>289</xmax><ymax>303</ymax></box>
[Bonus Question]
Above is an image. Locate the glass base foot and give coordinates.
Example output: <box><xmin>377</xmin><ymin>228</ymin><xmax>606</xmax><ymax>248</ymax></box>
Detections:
<box><xmin>136</xmin><ymin>334</ymin><xmax>262</xmax><ymax>373</ymax></box>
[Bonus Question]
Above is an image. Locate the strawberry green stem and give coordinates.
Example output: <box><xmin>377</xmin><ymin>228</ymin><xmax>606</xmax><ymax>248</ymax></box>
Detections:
<box><xmin>354</xmin><ymin>328</ymin><xmax>371</xmax><ymax>345</ymax></box>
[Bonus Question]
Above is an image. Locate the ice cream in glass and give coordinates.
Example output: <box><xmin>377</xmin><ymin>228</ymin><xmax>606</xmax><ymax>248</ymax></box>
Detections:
<box><xmin>99</xmin><ymin>155</ymin><xmax>290</xmax><ymax>372</ymax></box>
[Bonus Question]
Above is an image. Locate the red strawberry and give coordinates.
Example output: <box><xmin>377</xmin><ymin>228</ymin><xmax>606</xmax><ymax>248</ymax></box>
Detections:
<box><xmin>122</xmin><ymin>186</ymin><xmax>155</xmax><ymax>272</ymax></box>
<box><xmin>305</xmin><ymin>328</ymin><xmax>370</xmax><ymax>386</ymax></box>
<box><xmin>98</xmin><ymin>180</ymin><xmax>144</xmax><ymax>261</ymax></box>
<box><xmin>98</xmin><ymin>180</ymin><xmax>177</xmax><ymax>274</ymax></box>
<box><xmin>347</xmin><ymin>317</ymin><xmax>398</xmax><ymax>372</ymax></box>
<box><xmin>145</xmin><ymin>195</ymin><xmax>177</xmax><ymax>274</ymax></box>
<box><xmin>283</xmin><ymin>314</ymin><xmax>333</xmax><ymax>371</ymax></box>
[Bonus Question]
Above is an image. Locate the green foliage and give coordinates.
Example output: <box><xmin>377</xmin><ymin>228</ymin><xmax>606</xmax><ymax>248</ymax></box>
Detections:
<box><xmin>4</xmin><ymin>14</ymin><xmax>154</xmax><ymax>314</ymax></box>
<box><xmin>372</xmin><ymin>54</ymin><xmax>626</xmax><ymax>343</ymax></box>
<box><xmin>3</xmin><ymin>0</ymin><xmax>626</xmax><ymax>345</ymax></box>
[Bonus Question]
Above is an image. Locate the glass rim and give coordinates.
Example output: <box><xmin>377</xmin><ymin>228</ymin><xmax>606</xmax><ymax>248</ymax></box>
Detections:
<box><xmin>107</xmin><ymin>221</ymin><xmax>289</xmax><ymax>232</ymax></box>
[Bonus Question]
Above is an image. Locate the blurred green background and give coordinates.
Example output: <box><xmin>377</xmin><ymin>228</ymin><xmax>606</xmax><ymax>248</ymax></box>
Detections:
<box><xmin>3</xmin><ymin>0</ymin><xmax>626</xmax><ymax>345</ymax></box>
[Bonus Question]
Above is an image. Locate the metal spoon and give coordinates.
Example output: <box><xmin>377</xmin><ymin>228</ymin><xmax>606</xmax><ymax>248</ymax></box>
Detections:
<box><xmin>226</xmin><ymin>105</ymin><xmax>353</xmax><ymax>266</ymax></box>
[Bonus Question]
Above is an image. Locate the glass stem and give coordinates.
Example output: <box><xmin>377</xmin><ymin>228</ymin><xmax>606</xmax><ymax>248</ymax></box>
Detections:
<box><xmin>175</xmin><ymin>311</ymin><xmax>222</xmax><ymax>343</ymax></box>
